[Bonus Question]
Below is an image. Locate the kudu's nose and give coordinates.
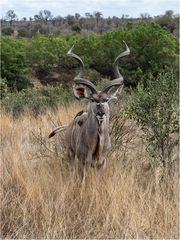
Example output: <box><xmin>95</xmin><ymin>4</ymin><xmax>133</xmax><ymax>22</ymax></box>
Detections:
<box><xmin>97</xmin><ymin>111</ymin><xmax>105</xmax><ymax>117</ymax></box>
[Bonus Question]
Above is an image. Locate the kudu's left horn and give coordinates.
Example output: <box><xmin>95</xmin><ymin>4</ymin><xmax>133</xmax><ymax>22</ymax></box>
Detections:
<box><xmin>102</xmin><ymin>41</ymin><xmax>130</xmax><ymax>93</ymax></box>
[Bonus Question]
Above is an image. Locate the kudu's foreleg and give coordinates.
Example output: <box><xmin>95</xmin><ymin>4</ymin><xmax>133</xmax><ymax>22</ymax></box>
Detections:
<box><xmin>78</xmin><ymin>151</ymin><xmax>93</xmax><ymax>183</ymax></box>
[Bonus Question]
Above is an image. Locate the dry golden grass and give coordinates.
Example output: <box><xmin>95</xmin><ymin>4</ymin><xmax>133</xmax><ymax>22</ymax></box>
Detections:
<box><xmin>1</xmin><ymin>102</ymin><xmax>179</xmax><ymax>239</ymax></box>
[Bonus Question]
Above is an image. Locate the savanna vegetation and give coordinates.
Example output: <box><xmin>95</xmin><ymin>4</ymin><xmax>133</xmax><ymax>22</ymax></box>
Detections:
<box><xmin>1</xmin><ymin>17</ymin><xmax>179</xmax><ymax>239</ymax></box>
<box><xmin>1</xmin><ymin>104</ymin><xmax>179</xmax><ymax>239</ymax></box>
<box><xmin>1</xmin><ymin>9</ymin><xmax>179</xmax><ymax>37</ymax></box>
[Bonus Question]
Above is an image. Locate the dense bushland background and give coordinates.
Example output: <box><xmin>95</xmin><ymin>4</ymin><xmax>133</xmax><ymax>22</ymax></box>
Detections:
<box><xmin>1</xmin><ymin>22</ymin><xmax>178</xmax><ymax>93</ymax></box>
<box><xmin>1</xmin><ymin>16</ymin><xmax>179</xmax><ymax>239</ymax></box>
<box><xmin>1</xmin><ymin>9</ymin><xmax>179</xmax><ymax>37</ymax></box>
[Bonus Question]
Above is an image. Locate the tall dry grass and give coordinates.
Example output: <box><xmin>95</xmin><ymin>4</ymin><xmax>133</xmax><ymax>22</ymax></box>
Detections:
<box><xmin>1</xmin><ymin>102</ymin><xmax>179</xmax><ymax>239</ymax></box>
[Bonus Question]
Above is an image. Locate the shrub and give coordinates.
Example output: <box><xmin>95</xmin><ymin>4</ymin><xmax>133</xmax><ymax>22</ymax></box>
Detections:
<box><xmin>1</xmin><ymin>37</ymin><xmax>31</xmax><ymax>91</ymax></box>
<box><xmin>1</xmin><ymin>24</ymin><xmax>178</xmax><ymax>94</ymax></box>
<box><xmin>27</xmin><ymin>34</ymin><xmax>71</xmax><ymax>74</ymax></box>
<box><xmin>85</xmin><ymin>69</ymin><xmax>102</xmax><ymax>84</ymax></box>
<box><xmin>71</xmin><ymin>24</ymin><xmax>81</xmax><ymax>33</ymax></box>
<box><xmin>1</xmin><ymin>85</ymin><xmax>73</xmax><ymax>117</ymax></box>
<box><xmin>2</xmin><ymin>27</ymin><xmax>14</xmax><ymax>36</ymax></box>
<box><xmin>0</xmin><ymin>78</ymin><xmax>9</xmax><ymax>99</ymax></box>
<box><xmin>75</xmin><ymin>23</ymin><xmax>178</xmax><ymax>86</ymax></box>
<box><xmin>127</xmin><ymin>69</ymin><xmax>179</xmax><ymax>167</ymax></box>
<box><xmin>18</xmin><ymin>28</ymin><xmax>30</xmax><ymax>38</ymax></box>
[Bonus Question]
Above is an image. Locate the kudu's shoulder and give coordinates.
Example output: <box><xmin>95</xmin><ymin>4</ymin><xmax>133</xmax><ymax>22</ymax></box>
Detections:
<box><xmin>73</xmin><ymin>110</ymin><xmax>88</xmax><ymax>126</ymax></box>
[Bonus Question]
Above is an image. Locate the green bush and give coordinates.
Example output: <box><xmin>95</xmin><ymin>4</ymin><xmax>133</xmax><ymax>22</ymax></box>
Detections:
<box><xmin>85</xmin><ymin>69</ymin><xmax>102</xmax><ymax>84</ymax></box>
<box><xmin>1</xmin><ymin>85</ymin><xmax>73</xmax><ymax>117</ymax></box>
<box><xmin>71</xmin><ymin>24</ymin><xmax>81</xmax><ymax>33</ymax></box>
<box><xmin>1</xmin><ymin>37</ymin><xmax>31</xmax><ymax>91</ymax></box>
<box><xmin>27</xmin><ymin>34</ymin><xmax>71</xmax><ymax>74</ymax></box>
<box><xmin>1</xmin><ymin>23</ymin><xmax>178</xmax><ymax>96</ymax></box>
<box><xmin>127</xmin><ymin>69</ymin><xmax>179</xmax><ymax>167</ymax></box>
<box><xmin>74</xmin><ymin>23</ymin><xmax>178</xmax><ymax>86</ymax></box>
<box><xmin>18</xmin><ymin>28</ymin><xmax>30</xmax><ymax>38</ymax></box>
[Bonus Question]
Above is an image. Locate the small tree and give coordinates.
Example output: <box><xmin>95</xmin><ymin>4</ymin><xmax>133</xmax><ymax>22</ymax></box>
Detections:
<box><xmin>34</xmin><ymin>10</ymin><xmax>53</xmax><ymax>24</ymax></box>
<box><xmin>42</xmin><ymin>10</ymin><xmax>53</xmax><ymax>24</ymax></box>
<box><xmin>75</xmin><ymin>13</ymin><xmax>81</xmax><ymax>20</ymax></box>
<box><xmin>66</xmin><ymin>15</ymin><xmax>75</xmax><ymax>26</ymax></box>
<box><xmin>140</xmin><ymin>12</ymin><xmax>151</xmax><ymax>19</ymax></box>
<box><xmin>34</xmin><ymin>14</ymin><xmax>41</xmax><ymax>21</ymax></box>
<box><xmin>5</xmin><ymin>10</ymin><xmax>17</xmax><ymax>26</ymax></box>
<box><xmin>127</xmin><ymin>69</ymin><xmax>179</xmax><ymax>167</ymax></box>
<box><xmin>93</xmin><ymin>11</ymin><xmax>103</xmax><ymax>26</ymax></box>
<box><xmin>85</xmin><ymin>12</ymin><xmax>93</xmax><ymax>18</ymax></box>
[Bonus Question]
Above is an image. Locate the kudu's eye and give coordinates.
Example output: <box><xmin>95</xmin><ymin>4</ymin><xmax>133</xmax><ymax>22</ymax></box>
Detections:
<box><xmin>90</xmin><ymin>98</ymin><xmax>95</xmax><ymax>102</ymax></box>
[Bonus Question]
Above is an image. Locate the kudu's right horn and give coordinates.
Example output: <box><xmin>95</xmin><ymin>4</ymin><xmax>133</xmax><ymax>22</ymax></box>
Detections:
<box><xmin>67</xmin><ymin>45</ymin><xmax>97</xmax><ymax>94</ymax></box>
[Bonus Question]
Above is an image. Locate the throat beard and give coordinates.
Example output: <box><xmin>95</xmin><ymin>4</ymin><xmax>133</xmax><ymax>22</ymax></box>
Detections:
<box><xmin>96</xmin><ymin>115</ymin><xmax>106</xmax><ymax>126</ymax></box>
<box><xmin>97</xmin><ymin>118</ymin><xmax>105</xmax><ymax>135</ymax></box>
<box><xmin>96</xmin><ymin>120</ymin><xmax>105</xmax><ymax>167</ymax></box>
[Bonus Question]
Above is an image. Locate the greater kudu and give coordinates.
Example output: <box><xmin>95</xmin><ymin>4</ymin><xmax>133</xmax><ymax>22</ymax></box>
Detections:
<box><xmin>49</xmin><ymin>41</ymin><xmax>130</xmax><ymax>177</ymax></box>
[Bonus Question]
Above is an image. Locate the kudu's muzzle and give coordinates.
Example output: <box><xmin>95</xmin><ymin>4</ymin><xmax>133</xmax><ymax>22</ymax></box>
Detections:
<box><xmin>96</xmin><ymin>103</ymin><xmax>106</xmax><ymax>120</ymax></box>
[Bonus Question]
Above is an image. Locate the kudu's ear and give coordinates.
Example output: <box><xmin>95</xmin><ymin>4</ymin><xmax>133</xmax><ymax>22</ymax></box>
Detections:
<box><xmin>73</xmin><ymin>83</ymin><xmax>93</xmax><ymax>99</ymax></box>
<box><xmin>107</xmin><ymin>85</ymin><xmax>123</xmax><ymax>100</ymax></box>
<box><xmin>102</xmin><ymin>79</ymin><xmax>124</xmax><ymax>101</ymax></box>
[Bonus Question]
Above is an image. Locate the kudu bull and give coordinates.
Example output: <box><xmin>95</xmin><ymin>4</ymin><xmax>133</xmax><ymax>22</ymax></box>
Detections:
<box><xmin>49</xmin><ymin>41</ymin><xmax>130</xmax><ymax>177</ymax></box>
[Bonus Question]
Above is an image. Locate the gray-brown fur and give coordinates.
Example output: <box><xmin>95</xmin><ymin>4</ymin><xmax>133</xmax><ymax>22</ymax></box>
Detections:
<box><xmin>49</xmin><ymin>42</ymin><xmax>130</xmax><ymax>177</ymax></box>
<box><xmin>65</xmin><ymin>97</ymin><xmax>110</xmax><ymax>171</ymax></box>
